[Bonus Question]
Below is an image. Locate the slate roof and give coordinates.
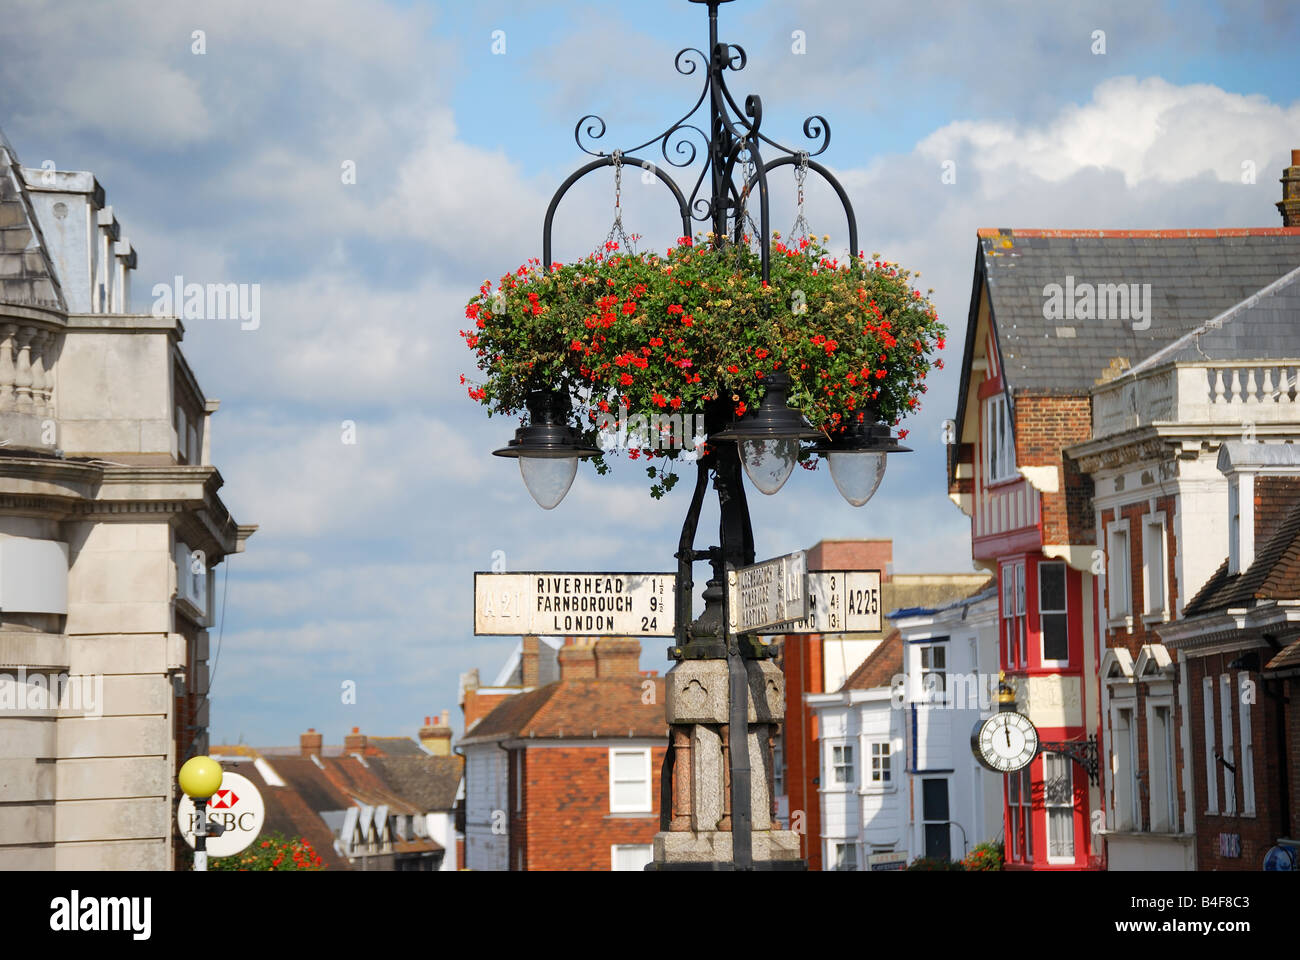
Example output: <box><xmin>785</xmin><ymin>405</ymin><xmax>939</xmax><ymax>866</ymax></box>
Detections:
<box><xmin>971</xmin><ymin>228</ymin><xmax>1300</xmax><ymax>398</ymax></box>
<box><xmin>841</xmin><ymin>629</ymin><xmax>903</xmax><ymax>691</ymax></box>
<box><xmin>1124</xmin><ymin>265</ymin><xmax>1300</xmax><ymax>374</ymax></box>
<box><xmin>369</xmin><ymin>756</ymin><xmax>463</xmax><ymax>813</ymax></box>
<box><xmin>1184</xmin><ymin>495</ymin><xmax>1300</xmax><ymax>616</ymax></box>
<box><xmin>459</xmin><ymin>676</ymin><xmax>668</xmax><ymax>744</ymax></box>
<box><xmin>216</xmin><ymin>757</ymin><xmax>347</xmax><ymax>869</ymax></box>
<box><xmin>0</xmin><ymin>127</ymin><xmax>65</xmax><ymax>311</ymax></box>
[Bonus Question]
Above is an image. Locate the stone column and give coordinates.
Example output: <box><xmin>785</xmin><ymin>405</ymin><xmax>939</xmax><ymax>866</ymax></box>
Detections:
<box><xmin>651</xmin><ymin>657</ymin><xmax>802</xmax><ymax>867</ymax></box>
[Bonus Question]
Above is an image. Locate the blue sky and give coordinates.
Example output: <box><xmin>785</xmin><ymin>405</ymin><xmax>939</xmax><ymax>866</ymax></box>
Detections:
<box><xmin>2</xmin><ymin>0</ymin><xmax>1298</xmax><ymax>746</ymax></box>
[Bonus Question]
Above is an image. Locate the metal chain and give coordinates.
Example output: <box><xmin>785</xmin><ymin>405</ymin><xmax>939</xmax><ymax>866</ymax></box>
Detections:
<box><xmin>734</xmin><ymin>139</ymin><xmax>762</xmax><ymax>263</ymax></box>
<box><xmin>603</xmin><ymin>149</ymin><xmax>636</xmax><ymax>255</ymax></box>
<box><xmin>789</xmin><ymin>151</ymin><xmax>812</xmax><ymax>245</ymax></box>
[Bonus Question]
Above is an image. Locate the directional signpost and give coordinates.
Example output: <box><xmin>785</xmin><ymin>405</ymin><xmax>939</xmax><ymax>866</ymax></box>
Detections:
<box><xmin>474</xmin><ymin>572</ymin><xmax>676</xmax><ymax>637</ymax></box>
<box><xmin>756</xmin><ymin>570</ymin><xmax>882</xmax><ymax>636</ymax></box>
<box><xmin>727</xmin><ymin>550</ymin><xmax>808</xmax><ymax>635</ymax></box>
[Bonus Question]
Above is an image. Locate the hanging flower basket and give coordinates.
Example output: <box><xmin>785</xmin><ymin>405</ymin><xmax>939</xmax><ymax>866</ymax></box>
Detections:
<box><xmin>461</xmin><ymin>234</ymin><xmax>946</xmax><ymax>496</ymax></box>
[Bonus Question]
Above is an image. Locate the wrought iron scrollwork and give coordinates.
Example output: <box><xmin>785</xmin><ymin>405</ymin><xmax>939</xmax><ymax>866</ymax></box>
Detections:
<box><xmin>545</xmin><ymin>9</ymin><xmax>861</xmax><ymax>282</ymax></box>
<box><xmin>1038</xmin><ymin>735</ymin><xmax>1100</xmax><ymax>786</ymax></box>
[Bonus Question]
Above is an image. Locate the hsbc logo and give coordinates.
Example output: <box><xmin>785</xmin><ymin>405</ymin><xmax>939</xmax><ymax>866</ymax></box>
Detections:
<box><xmin>209</xmin><ymin>789</ymin><xmax>241</xmax><ymax>809</ymax></box>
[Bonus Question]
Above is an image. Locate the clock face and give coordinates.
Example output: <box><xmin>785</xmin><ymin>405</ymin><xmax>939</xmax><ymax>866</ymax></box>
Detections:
<box><xmin>971</xmin><ymin>712</ymin><xmax>1039</xmax><ymax>773</ymax></box>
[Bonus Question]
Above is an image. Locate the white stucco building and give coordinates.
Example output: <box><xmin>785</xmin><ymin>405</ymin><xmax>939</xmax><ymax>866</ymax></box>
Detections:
<box><xmin>809</xmin><ymin>582</ymin><xmax>1002</xmax><ymax>868</ymax></box>
<box><xmin>0</xmin><ymin>129</ymin><xmax>254</xmax><ymax>869</ymax></box>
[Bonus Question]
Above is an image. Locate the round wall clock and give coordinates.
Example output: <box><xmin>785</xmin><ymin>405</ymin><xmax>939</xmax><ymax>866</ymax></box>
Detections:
<box><xmin>971</xmin><ymin>711</ymin><xmax>1039</xmax><ymax>773</ymax></box>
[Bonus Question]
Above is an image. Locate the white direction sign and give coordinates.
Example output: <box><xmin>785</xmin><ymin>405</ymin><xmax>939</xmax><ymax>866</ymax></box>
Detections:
<box><xmin>475</xmin><ymin>572</ymin><xmax>676</xmax><ymax>637</ymax></box>
<box><xmin>762</xmin><ymin>570</ymin><xmax>882</xmax><ymax>635</ymax></box>
<box><xmin>728</xmin><ymin>550</ymin><xmax>808</xmax><ymax>635</ymax></box>
<box><xmin>178</xmin><ymin>771</ymin><xmax>265</xmax><ymax>858</ymax></box>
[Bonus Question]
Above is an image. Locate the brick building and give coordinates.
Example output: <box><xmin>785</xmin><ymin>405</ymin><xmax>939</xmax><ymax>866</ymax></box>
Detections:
<box><xmin>947</xmin><ymin>152</ymin><xmax>1300</xmax><ymax>869</ymax></box>
<box><xmin>458</xmin><ymin>637</ymin><xmax>666</xmax><ymax>871</ymax></box>
<box><xmin>1159</xmin><ymin>454</ymin><xmax>1300</xmax><ymax>869</ymax></box>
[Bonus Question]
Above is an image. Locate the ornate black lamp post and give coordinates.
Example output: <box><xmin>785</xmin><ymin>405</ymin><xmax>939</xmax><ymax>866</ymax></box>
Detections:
<box><xmin>493</xmin><ymin>0</ymin><xmax>909</xmax><ymax>869</ymax></box>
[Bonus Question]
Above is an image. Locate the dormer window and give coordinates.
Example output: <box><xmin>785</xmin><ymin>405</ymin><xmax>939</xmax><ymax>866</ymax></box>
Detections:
<box><xmin>985</xmin><ymin>394</ymin><xmax>1016</xmax><ymax>484</ymax></box>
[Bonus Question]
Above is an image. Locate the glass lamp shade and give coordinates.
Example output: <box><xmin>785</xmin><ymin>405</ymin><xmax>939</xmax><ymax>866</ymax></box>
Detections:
<box><xmin>739</xmin><ymin>438</ymin><xmax>799</xmax><ymax>495</ymax></box>
<box><xmin>519</xmin><ymin>455</ymin><xmax>578</xmax><ymax>510</ymax></box>
<box><xmin>827</xmin><ymin>449</ymin><xmax>887</xmax><ymax>507</ymax></box>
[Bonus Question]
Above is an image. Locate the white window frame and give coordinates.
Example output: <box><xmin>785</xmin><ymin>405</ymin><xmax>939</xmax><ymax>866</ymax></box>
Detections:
<box><xmin>1202</xmin><ymin>675</ymin><xmax>1218</xmax><ymax>814</ymax></box>
<box><xmin>1146</xmin><ymin>699</ymin><xmax>1177</xmax><ymax>832</ymax></box>
<box><xmin>610</xmin><ymin>844</ymin><xmax>653</xmax><ymax>871</ymax></box>
<box><xmin>830</xmin><ymin>742</ymin><xmax>855</xmax><ymax>787</ymax></box>
<box><xmin>1219</xmin><ymin>675</ymin><xmax>1236</xmax><ymax>816</ymax></box>
<box><xmin>919</xmin><ymin>642</ymin><xmax>947</xmax><ymax>701</ymax></box>
<box><xmin>1038</xmin><ymin>561</ymin><xmax>1069</xmax><ymax>667</ymax></box>
<box><xmin>1239</xmin><ymin>677</ymin><xmax>1255</xmax><ymax>816</ymax></box>
<box><xmin>608</xmin><ymin>747</ymin><xmax>653</xmax><ymax>813</ymax></box>
<box><xmin>1106</xmin><ymin>520</ymin><xmax>1132</xmax><ymax>623</ymax></box>
<box><xmin>832</xmin><ymin>841</ymin><xmax>859</xmax><ymax>871</ymax></box>
<box><xmin>1142</xmin><ymin>514</ymin><xmax>1169</xmax><ymax>620</ymax></box>
<box><xmin>1044</xmin><ymin>752</ymin><xmax>1076</xmax><ymax>864</ymax></box>
<box><xmin>1015</xmin><ymin>562</ymin><xmax>1027</xmax><ymax>666</ymax></box>
<box><xmin>867</xmin><ymin>740</ymin><xmax>892</xmax><ymax>790</ymax></box>
<box><xmin>1002</xmin><ymin>565</ymin><xmax>1016</xmax><ymax>667</ymax></box>
<box><xmin>985</xmin><ymin>393</ymin><xmax>1017</xmax><ymax>484</ymax></box>
<box><xmin>1111</xmin><ymin>704</ymin><xmax>1138</xmax><ymax>831</ymax></box>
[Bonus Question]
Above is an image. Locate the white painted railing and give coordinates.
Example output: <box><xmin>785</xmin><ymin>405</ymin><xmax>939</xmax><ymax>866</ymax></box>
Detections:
<box><xmin>1093</xmin><ymin>361</ymin><xmax>1300</xmax><ymax>437</ymax></box>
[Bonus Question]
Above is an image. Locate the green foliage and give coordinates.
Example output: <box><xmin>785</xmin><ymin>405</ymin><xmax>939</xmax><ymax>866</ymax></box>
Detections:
<box><xmin>962</xmin><ymin>841</ymin><xmax>1004</xmax><ymax>871</ymax></box>
<box><xmin>461</xmin><ymin>234</ymin><xmax>946</xmax><ymax>496</ymax></box>
<box><xmin>206</xmin><ymin>831</ymin><xmax>325</xmax><ymax>871</ymax></box>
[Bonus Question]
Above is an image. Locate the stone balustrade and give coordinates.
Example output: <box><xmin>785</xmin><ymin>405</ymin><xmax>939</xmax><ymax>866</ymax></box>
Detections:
<box><xmin>0</xmin><ymin>322</ymin><xmax>58</xmax><ymax>418</ymax></box>
<box><xmin>1093</xmin><ymin>361</ymin><xmax>1300</xmax><ymax>438</ymax></box>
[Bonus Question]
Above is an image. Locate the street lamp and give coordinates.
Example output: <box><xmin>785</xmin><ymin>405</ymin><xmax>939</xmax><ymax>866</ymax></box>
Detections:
<box><xmin>178</xmin><ymin>754</ymin><xmax>223</xmax><ymax>872</ymax></box>
<box><xmin>814</xmin><ymin>419</ymin><xmax>912</xmax><ymax>507</ymax></box>
<box><xmin>493</xmin><ymin>386</ymin><xmax>601</xmax><ymax>509</ymax></box>
<box><xmin>711</xmin><ymin>371</ymin><xmax>821</xmax><ymax>495</ymax></box>
<box><xmin>487</xmin><ymin>0</ymin><xmax>915</xmax><ymax>869</ymax></box>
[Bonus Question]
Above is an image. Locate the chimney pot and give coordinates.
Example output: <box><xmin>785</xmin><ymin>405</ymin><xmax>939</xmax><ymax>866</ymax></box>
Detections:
<box><xmin>300</xmin><ymin>728</ymin><xmax>323</xmax><ymax>758</ymax></box>
<box><xmin>1291</xmin><ymin>149</ymin><xmax>1300</xmax><ymax>166</ymax></box>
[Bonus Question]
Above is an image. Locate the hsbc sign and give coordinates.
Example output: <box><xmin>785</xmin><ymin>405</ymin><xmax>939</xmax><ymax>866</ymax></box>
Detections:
<box><xmin>178</xmin><ymin>771</ymin><xmax>266</xmax><ymax>858</ymax></box>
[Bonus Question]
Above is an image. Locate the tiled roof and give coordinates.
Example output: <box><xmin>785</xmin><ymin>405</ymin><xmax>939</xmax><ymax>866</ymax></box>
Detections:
<box><xmin>0</xmin><ymin>128</ymin><xmax>65</xmax><ymax>310</ymax></box>
<box><xmin>369</xmin><ymin>756</ymin><xmax>463</xmax><ymax>812</ymax></box>
<box><xmin>1265</xmin><ymin>640</ymin><xmax>1300</xmax><ymax>673</ymax></box>
<box><xmin>216</xmin><ymin>758</ymin><xmax>346</xmax><ymax>869</ymax></box>
<box><xmin>971</xmin><ymin>228</ymin><xmax>1300</xmax><ymax>397</ymax></box>
<box><xmin>1184</xmin><ymin>495</ymin><xmax>1300</xmax><ymax>615</ymax></box>
<box><xmin>320</xmin><ymin>756</ymin><xmax>422</xmax><ymax>815</ymax></box>
<box><xmin>365</xmin><ymin>736</ymin><xmax>429</xmax><ymax>758</ymax></box>
<box><xmin>459</xmin><ymin>676</ymin><xmax>668</xmax><ymax>744</ymax></box>
<box><xmin>841</xmin><ymin>630</ymin><xmax>902</xmax><ymax>691</ymax></box>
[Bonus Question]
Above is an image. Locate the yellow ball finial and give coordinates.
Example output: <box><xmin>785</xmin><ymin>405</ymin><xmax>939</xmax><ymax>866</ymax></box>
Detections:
<box><xmin>179</xmin><ymin>755</ymin><xmax>223</xmax><ymax>799</ymax></box>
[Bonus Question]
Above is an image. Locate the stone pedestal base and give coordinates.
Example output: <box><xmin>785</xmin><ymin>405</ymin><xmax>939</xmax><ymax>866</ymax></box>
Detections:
<box><xmin>652</xmin><ymin>828</ymin><xmax>803</xmax><ymax>865</ymax></box>
<box><xmin>652</xmin><ymin>656</ymin><xmax>805</xmax><ymax>869</ymax></box>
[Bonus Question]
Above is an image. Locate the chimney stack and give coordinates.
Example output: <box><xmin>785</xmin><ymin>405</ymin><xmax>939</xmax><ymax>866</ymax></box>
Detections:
<box><xmin>593</xmin><ymin>638</ymin><xmax>641</xmax><ymax>678</ymax></box>
<box><xmin>521</xmin><ymin>635</ymin><xmax>540</xmax><ymax>687</ymax></box>
<box><xmin>300</xmin><ymin>727</ymin><xmax>322</xmax><ymax>758</ymax></box>
<box><xmin>344</xmin><ymin>726</ymin><xmax>366</xmax><ymax>754</ymax></box>
<box><xmin>1280</xmin><ymin>149</ymin><xmax>1300</xmax><ymax>227</ymax></box>
<box><xmin>557</xmin><ymin>642</ymin><xmax>597</xmax><ymax>680</ymax></box>
<box><xmin>419</xmin><ymin>712</ymin><xmax>454</xmax><ymax>756</ymax></box>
